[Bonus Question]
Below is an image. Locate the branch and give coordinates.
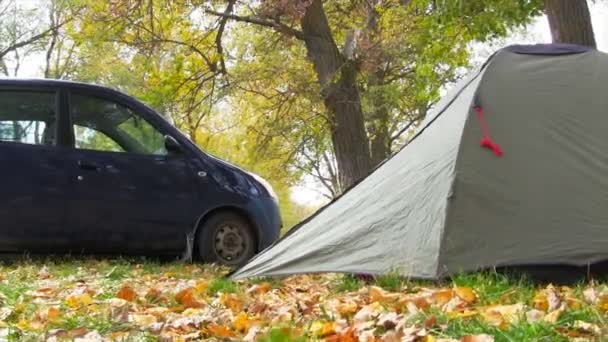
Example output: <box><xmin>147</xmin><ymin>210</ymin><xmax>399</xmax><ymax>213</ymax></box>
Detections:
<box><xmin>214</xmin><ymin>0</ymin><xmax>236</xmax><ymax>75</ymax></box>
<box><xmin>205</xmin><ymin>9</ymin><xmax>307</xmax><ymax>41</ymax></box>
<box><xmin>0</xmin><ymin>17</ymin><xmax>71</xmax><ymax>60</ymax></box>
<box><xmin>390</xmin><ymin>113</ymin><xmax>424</xmax><ymax>143</ymax></box>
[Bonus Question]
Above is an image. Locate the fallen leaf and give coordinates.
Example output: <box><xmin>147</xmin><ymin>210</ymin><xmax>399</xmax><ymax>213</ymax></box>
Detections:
<box><xmin>543</xmin><ymin>303</ymin><xmax>566</xmax><ymax>324</ymax></box>
<box><xmin>248</xmin><ymin>282</ymin><xmax>272</xmax><ymax>295</ymax></box>
<box><xmin>175</xmin><ymin>287</ymin><xmax>202</xmax><ymax>309</ymax></box>
<box><xmin>583</xmin><ymin>287</ymin><xmax>598</xmax><ymax>304</ymax></box>
<box><xmin>47</xmin><ymin>307</ymin><xmax>61</xmax><ymax>321</ymax></box>
<box><xmin>65</xmin><ymin>293</ymin><xmax>93</xmax><ymax>308</ymax></box>
<box><xmin>454</xmin><ymin>287</ymin><xmax>477</xmax><ymax>304</ymax></box>
<box><xmin>131</xmin><ymin>314</ymin><xmax>157</xmax><ymax>328</ymax></box>
<box><xmin>221</xmin><ymin>293</ymin><xmax>243</xmax><ymax>312</ymax></box>
<box><xmin>525</xmin><ymin>309</ymin><xmax>544</xmax><ymax>323</ymax></box>
<box><xmin>206</xmin><ymin>323</ymin><xmax>235</xmax><ymax>338</ymax></box>
<box><xmin>234</xmin><ymin>312</ymin><xmax>251</xmax><ymax>332</ymax></box>
<box><xmin>461</xmin><ymin>334</ymin><xmax>494</xmax><ymax>342</ymax></box>
<box><xmin>432</xmin><ymin>289</ymin><xmax>454</xmax><ymax>307</ymax></box>
<box><xmin>116</xmin><ymin>285</ymin><xmax>137</xmax><ymax>302</ymax></box>
<box><xmin>481</xmin><ymin>304</ymin><xmax>524</xmax><ymax>328</ymax></box>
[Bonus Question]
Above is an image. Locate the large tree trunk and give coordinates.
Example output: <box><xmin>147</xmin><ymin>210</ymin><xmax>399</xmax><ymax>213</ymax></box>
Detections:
<box><xmin>300</xmin><ymin>0</ymin><xmax>373</xmax><ymax>190</ymax></box>
<box><xmin>544</xmin><ymin>0</ymin><xmax>596</xmax><ymax>48</ymax></box>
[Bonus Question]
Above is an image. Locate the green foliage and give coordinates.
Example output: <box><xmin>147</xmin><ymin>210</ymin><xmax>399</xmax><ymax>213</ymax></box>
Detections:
<box><xmin>52</xmin><ymin>0</ymin><xmax>544</xmax><ymax>209</ymax></box>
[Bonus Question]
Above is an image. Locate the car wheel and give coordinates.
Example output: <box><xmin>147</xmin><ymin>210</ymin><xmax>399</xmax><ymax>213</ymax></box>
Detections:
<box><xmin>197</xmin><ymin>212</ymin><xmax>256</xmax><ymax>267</ymax></box>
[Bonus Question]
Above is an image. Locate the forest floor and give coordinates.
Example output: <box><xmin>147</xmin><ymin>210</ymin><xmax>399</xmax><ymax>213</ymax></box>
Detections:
<box><xmin>0</xmin><ymin>258</ymin><xmax>605</xmax><ymax>341</ymax></box>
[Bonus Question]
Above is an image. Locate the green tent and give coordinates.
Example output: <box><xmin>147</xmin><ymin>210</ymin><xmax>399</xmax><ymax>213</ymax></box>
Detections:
<box><xmin>232</xmin><ymin>44</ymin><xmax>608</xmax><ymax>280</ymax></box>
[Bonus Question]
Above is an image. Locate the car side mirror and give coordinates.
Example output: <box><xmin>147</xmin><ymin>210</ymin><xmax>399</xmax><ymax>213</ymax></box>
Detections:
<box><xmin>164</xmin><ymin>135</ymin><xmax>182</xmax><ymax>154</ymax></box>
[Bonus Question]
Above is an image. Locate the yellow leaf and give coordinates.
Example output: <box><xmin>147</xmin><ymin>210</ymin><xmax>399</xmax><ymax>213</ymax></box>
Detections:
<box><xmin>338</xmin><ymin>302</ymin><xmax>359</xmax><ymax>316</ymax></box>
<box><xmin>65</xmin><ymin>293</ymin><xmax>93</xmax><ymax>308</ymax></box>
<box><xmin>234</xmin><ymin>312</ymin><xmax>250</xmax><ymax>332</ymax></box>
<box><xmin>194</xmin><ymin>281</ymin><xmax>209</xmax><ymax>295</ymax></box>
<box><xmin>16</xmin><ymin>319</ymin><xmax>30</xmax><ymax>331</ymax></box>
<box><xmin>320</xmin><ymin>322</ymin><xmax>336</xmax><ymax>337</ymax></box>
<box><xmin>532</xmin><ymin>291</ymin><xmax>549</xmax><ymax>311</ymax></box>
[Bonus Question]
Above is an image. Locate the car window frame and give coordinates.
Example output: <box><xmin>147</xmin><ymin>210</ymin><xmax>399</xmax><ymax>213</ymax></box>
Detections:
<box><xmin>0</xmin><ymin>86</ymin><xmax>62</xmax><ymax>149</ymax></box>
<box><xmin>66</xmin><ymin>89</ymin><xmax>174</xmax><ymax>158</ymax></box>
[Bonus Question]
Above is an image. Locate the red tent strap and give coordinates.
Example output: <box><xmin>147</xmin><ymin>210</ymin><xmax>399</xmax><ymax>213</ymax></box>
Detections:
<box><xmin>473</xmin><ymin>106</ymin><xmax>503</xmax><ymax>157</ymax></box>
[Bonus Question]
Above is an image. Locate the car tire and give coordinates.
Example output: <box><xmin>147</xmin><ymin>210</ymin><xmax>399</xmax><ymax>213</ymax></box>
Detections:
<box><xmin>197</xmin><ymin>211</ymin><xmax>256</xmax><ymax>267</ymax></box>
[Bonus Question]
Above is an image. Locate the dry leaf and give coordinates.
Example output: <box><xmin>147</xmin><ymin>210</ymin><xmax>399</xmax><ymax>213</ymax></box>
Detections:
<box><xmin>221</xmin><ymin>293</ymin><xmax>243</xmax><ymax>312</ymax></box>
<box><xmin>131</xmin><ymin>314</ymin><xmax>157</xmax><ymax>328</ymax></box>
<box><xmin>432</xmin><ymin>289</ymin><xmax>454</xmax><ymax>307</ymax></box>
<box><xmin>454</xmin><ymin>287</ymin><xmax>477</xmax><ymax>304</ymax></box>
<box><xmin>116</xmin><ymin>285</ymin><xmax>137</xmax><ymax>302</ymax></box>
<box><xmin>543</xmin><ymin>303</ymin><xmax>566</xmax><ymax>324</ymax></box>
<box><xmin>206</xmin><ymin>323</ymin><xmax>235</xmax><ymax>338</ymax></box>
<box><xmin>583</xmin><ymin>287</ymin><xmax>598</xmax><ymax>304</ymax></box>
<box><xmin>65</xmin><ymin>293</ymin><xmax>93</xmax><ymax>308</ymax></box>
<box><xmin>461</xmin><ymin>334</ymin><xmax>494</xmax><ymax>342</ymax></box>
<box><xmin>175</xmin><ymin>287</ymin><xmax>202</xmax><ymax>309</ymax></box>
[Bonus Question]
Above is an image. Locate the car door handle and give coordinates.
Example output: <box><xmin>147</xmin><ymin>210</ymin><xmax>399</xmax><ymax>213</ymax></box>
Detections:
<box><xmin>78</xmin><ymin>160</ymin><xmax>102</xmax><ymax>172</ymax></box>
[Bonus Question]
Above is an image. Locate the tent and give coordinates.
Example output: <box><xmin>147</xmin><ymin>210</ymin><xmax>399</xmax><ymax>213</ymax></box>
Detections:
<box><xmin>231</xmin><ymin>43</ymin><xmax>608</xmax><ymax>280</ymax></box>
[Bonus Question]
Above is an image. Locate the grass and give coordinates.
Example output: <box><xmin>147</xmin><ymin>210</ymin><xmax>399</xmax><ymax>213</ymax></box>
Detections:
<box><xmin>208</xmin><ymin>277</ymin><xmax>239</xmax><ymax>295</ymax></box>
<box><xmin>0</xmin><ymin>257</ymin><xmax>604</xmax><ymax>341</ymax></box>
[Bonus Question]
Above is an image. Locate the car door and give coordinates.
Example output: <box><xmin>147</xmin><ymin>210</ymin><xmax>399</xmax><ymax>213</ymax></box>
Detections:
<box><xmin>63</xmin><ymin>91</ymin><xmax>198</xmax><ymax>254</ymax></box>
<box><xmin>0</xmin><ymin>88</ymin><xmax>71</xmax><ymax>252</ymax></box>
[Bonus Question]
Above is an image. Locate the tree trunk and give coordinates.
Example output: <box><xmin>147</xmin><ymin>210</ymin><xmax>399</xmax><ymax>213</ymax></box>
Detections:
<box><xmin>365</xmin><ymin>1</ymin><xmax>391</xmax><ymax>166</ymax></box>
<box><xmin>544</xmin><ymin>0</ymin><xmax>596</xmax><ymax>48</ymax></box>
<box><xmin>300</xmin><ymin>0</ymin><xmax>373</xmax><ymax>190</ymax></box>
<box><xmin>368</xmin><ymin>74</ymin><xmax>391</xmax><ymax>166</ymax></box>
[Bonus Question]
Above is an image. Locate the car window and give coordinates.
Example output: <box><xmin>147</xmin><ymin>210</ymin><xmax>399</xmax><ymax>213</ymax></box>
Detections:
<box><xmin>0</xmin><ymin>91</ymin><xmax>56</xmax><ymax>146</ymax></box>
<box><xmin>71</xmin><ymin>94</ymin><xmax>167</xmax><ymax>155</ymax></box>
<box><xmin>74</xmin><ymin>125</ymin><xmax>124</xmax><ymax>152</ymax></box>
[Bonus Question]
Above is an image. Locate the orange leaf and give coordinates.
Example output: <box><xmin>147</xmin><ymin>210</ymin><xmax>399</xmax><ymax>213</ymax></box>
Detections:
<box><xmin>47</xmin><ymin>307</ymin><xmax>61</xmax><ymax>321</ymax></box>
<box><xmin>116</xmin><ymin>285</ymin><xmax>137</xmax><ymax>302</ymax></box>
<box><xmin>326</xmin><ymin>327</ymin><xmax>358</xmax><ymax>342</ymax></box>
<box><xmin>221</xmin><ymin>293</ymin><xmax>243</xmax><ymax>312</ymax></box>
<box><xmin>207</xmin><ymin>323</ymin><xmax>235</xmax><ymax>338</ymax></box>
<box><xmin>432</xmin><ymin>289</ymin><xmax>454</xmax><ymax>306</ymax></box>
<box><xmin>455</xmin><ymin>287</ymin><xmax>477</xmax><ymax>304</ymax></box>
<box><xmin>175</xmin><ymin>288</ymin><xmax>202</xmax><ymax>309</ymax></box>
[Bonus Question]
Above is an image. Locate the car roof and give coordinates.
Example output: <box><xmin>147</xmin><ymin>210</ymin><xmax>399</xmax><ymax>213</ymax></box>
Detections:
<box><xmin>0</xmin><ymin>78</ymin><xmax>124</xmax><ymax>95</ymax></box>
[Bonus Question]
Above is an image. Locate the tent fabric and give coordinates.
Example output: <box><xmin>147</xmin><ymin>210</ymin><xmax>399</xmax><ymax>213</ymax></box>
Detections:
<box><xmin>505</xmin><ymin>43</ymin><xmax>593</xmax><ymax>55</ymax></box>
<box><xmin>231</xmin><ymin>44</ymin><xmax>608</xmax><ymax>280</ymax></box>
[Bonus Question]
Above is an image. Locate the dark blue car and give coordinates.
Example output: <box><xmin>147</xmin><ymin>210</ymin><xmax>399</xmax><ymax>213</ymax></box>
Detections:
<box><xmin>0</xmin><ymin>79</ymin><xmax>282</xmax><ymax>266</ymax></box>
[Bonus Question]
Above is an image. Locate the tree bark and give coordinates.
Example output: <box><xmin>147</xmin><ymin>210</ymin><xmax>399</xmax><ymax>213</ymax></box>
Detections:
<box><xmin>544</xmin><ymin>0</ymin><xmax>596</xmax><ymax>48</ymax></box>
<box><xmin>365</xmin><ymin>1</ymin><xmax>391</xmax><ymax>166</ymax></box>
<box><xmin>300</xmin><ymin>0</ymin><xmax>373</xmax><ymax>190</ymax></box>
